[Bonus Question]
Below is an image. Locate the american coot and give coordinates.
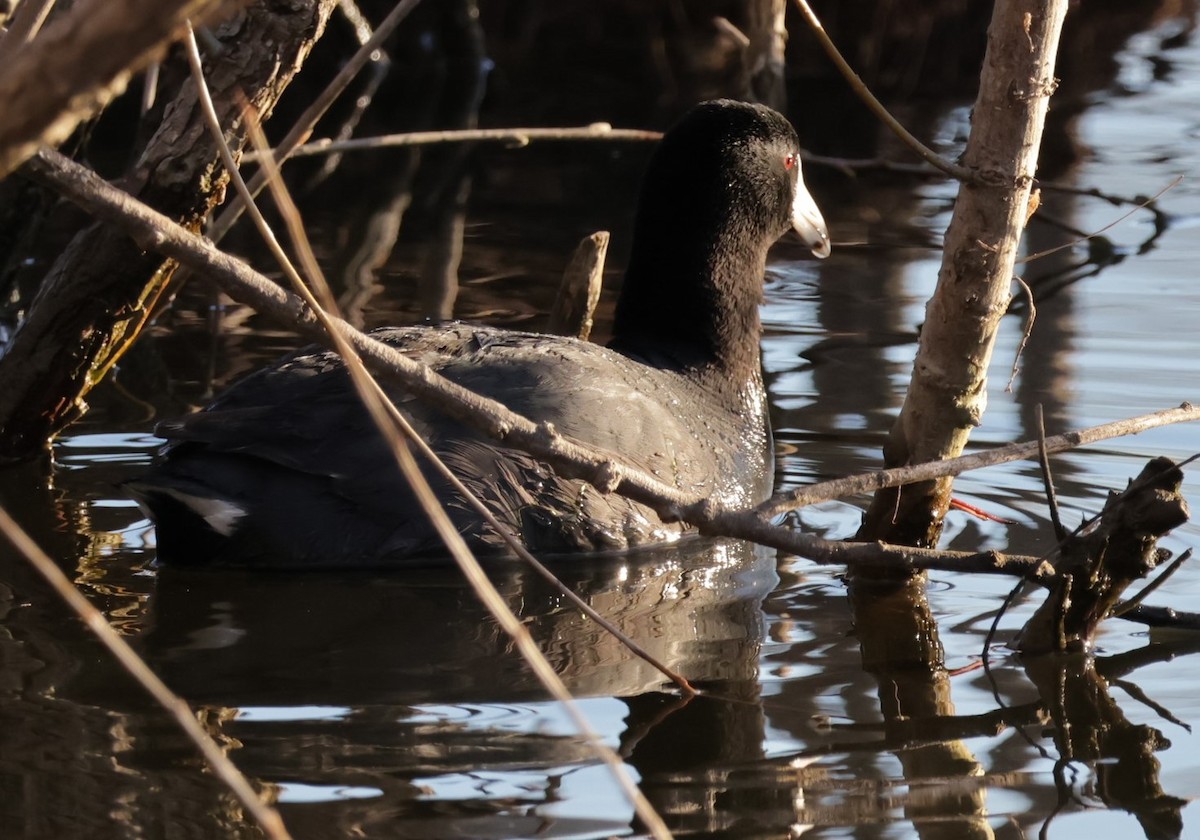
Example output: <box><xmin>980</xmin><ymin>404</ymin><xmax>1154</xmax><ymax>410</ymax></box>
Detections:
<box><xmin>129</xmin><ymin>99</ymin><xmax>830</xmax><ymax>567</ymax></box>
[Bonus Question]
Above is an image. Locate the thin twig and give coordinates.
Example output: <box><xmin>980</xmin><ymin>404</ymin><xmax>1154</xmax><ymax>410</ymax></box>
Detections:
<box><xmin>981</xmin><ymin>577</ymin><xmax>1052</xmax><ymax>759</ymax></box>
<box><xmin>1112</xmin><ymin>548</ymin><xmax>1194</xmax><ymax>618</ymax></box>
<box><xmin>307</xmin><ymin>0</ymin><xmax>393</xmax><ymax>187</ymax></box>
<box><xmin>207</xmin><ymin>0</ymin><xmax>423</xmax><ymax>243</ymax></box>
<box><xmin>240</xmin><ymin>125</ymin><xmax>663</xmax><ymax>161</ymax></box>
<box><xmin>1018</xmin><ymin>176</ymin><xmax>1182</xmax><ymax>265</ymax></box>
<box><xmin>1035</xmin><ymin>404</ymin><xmax>1066</xmax><ymax>542</ymax></box>
<box><xmin>0</xmin><ymin>504</ymin><xmax>292</xmax><ymax>840</ymax></box>
<box><xmin>791</xmin><ymin>0</ymin><xmax>975</xmax><ymax>183</ymax></box>
<box><xmin>1006</xmin><ymin>275</ymin><xmax>1035</xmax><ymax>393</ymax></box>
<box><xmin>801</xmin><ymin>150</ymin><xmax>942</xmax><ymax>178</ymax></box>
<box><xmin>184</xmin><ymin>34</ymin><xmax>674</xmax><ymax>837</ymax></box>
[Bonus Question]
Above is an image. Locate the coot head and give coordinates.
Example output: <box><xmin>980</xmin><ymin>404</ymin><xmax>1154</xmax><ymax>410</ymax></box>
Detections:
<box><xmin>612</xmin><ymin>99</ymin><xmax>828</xmax><ymax>374</ymax></box>
<box><xmin>638</xmin><ymin>99</ymin><xmax>829</xmax><ymax>255</ymax></box>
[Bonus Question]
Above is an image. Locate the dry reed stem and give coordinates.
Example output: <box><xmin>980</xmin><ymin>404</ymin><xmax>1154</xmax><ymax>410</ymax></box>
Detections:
<box><xmin>791</xmin><ymin>0</ymin><xmax>974</xmax><ymax>183</ymax></box>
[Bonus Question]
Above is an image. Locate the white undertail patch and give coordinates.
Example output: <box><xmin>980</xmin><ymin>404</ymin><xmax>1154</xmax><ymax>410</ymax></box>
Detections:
<box><xmin>159</xmin><ymin>488</ymin><xmax>247</xmax><ymax>536</ymax></box>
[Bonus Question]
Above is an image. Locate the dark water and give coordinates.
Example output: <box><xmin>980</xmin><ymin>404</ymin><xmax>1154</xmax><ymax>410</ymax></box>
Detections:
<box><xmin>4</xmin><ymin>4</ymin><xmax>1200</xmax><ymax>839</ymax></box>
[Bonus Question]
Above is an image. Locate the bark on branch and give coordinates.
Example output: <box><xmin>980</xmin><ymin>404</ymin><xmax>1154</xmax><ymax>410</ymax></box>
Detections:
<box><xmin>858</xmin><ymin>0</ymin><xmax>1070</xmax><ymax>549</ymax></box>
<box><xmin>0</xmin><ymin>0</ymin><xmax>244</xmax><ymax>179</ymax></box>
<box><xmin>1015</xmin><ymin>457</ymin><xmax>1190</xmax><ymax>654</ymax></box>
<box><xmin>0</xmin><ymin>0</ymin><xmax>338</xmax><ymax>459</ymax></box>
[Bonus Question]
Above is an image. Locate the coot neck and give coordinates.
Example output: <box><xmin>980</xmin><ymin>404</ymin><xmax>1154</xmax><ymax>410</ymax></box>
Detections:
<box><xmin>611</xmin><ymin>216</ymin><xmax>770</xmax><ymax>393</ymax></box>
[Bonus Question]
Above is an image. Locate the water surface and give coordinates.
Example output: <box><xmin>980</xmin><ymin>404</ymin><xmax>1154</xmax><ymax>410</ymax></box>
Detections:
<box><xmin>3</xmin><ymin>7</ymin><xmax>1200</xmax><ymax>839</ymax></box>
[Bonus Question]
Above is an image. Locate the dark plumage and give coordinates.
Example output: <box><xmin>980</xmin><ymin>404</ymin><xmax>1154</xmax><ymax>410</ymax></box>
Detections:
<box><xmin>128</xmin><ymin>99</ymin><xmax>830</xmax><ymax>567</ymax></box>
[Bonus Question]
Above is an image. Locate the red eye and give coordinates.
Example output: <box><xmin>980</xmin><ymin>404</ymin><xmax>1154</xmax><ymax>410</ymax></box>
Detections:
<box><xmin>784</xmin><ymin>153</ymin><xmax>798</xmax><ymax>171</ymax></box>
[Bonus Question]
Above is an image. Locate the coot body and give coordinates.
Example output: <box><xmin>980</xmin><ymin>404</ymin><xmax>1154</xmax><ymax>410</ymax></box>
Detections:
<box><xmin>130</xmin><ymin>99</ymin><xmax>830</xmax><ymax>567</ymax></box>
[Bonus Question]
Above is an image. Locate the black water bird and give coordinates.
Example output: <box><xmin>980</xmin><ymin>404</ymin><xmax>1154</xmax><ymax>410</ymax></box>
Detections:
<box><xmin>129</xmin><ymin>99</ymin><xmax>830</xmax><ymax>567</ymax></box>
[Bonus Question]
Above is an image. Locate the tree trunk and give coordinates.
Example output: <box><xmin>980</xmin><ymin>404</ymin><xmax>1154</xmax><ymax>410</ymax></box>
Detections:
<box><xmin>0</xmin><ymin>0</ymin><xmax>338</xmax><ymax>461</ymax></box>
<box><xmin>846</xmin><ymin>4</ymin><xmax>1068</xmax><ymax>831</ymax></box>
<box><xmin>856</xmin><ymin>0</ymin><xmax>1069</xmax><ymax>551</ymax></box>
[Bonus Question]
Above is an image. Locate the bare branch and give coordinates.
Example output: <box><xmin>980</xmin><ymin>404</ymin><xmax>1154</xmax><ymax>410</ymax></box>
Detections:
<box><xmin>1006</xmin><ymin>275</ymin><xmax>1035</xmax><ymax>392</ymax></box>
<box><xmin>757</xmin><ymin>402</ymin><xmax>1200</xmax><ymax>517</ymax></box>
<box><xmin>1019</xmin><ymin>176</ymin><xmax>1182</xmax><ymax>265</ymax></box>
<box><xmin>239</xmin><ymin>125</ymin><xmax>664</xmax><ymax>161</ymax></box>
<box><xmin>26</xmin><ymin>147</ymin><xmax>1199</xmax><ymax>587</ymax></box>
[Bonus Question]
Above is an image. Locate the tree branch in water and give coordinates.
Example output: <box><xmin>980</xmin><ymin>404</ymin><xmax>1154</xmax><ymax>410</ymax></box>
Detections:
<box><xmin>26</xmin><ymin>147</ymin><xmax>1200</xmax><ymax>588</ymax></box>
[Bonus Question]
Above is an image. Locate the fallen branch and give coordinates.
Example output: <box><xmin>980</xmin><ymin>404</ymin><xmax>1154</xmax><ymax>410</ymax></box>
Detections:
<box><xmin>28</xmin><ymin>146</ymin><xmax>1198</xmax><ymax>584</ymax></box>
<box><xmin>22</xmin><ymin>146</ymin><xmax>1074</xmax><ymax>582</ymax></box>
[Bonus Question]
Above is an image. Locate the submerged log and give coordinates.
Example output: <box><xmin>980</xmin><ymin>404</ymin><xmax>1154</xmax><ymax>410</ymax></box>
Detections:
<box><xmin>1014</xmin><ymin>457</ymin><xmax>1190</xmax><ymax>654</ymax></box>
